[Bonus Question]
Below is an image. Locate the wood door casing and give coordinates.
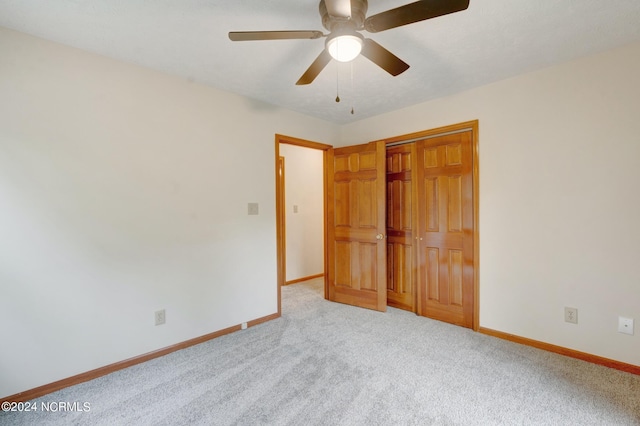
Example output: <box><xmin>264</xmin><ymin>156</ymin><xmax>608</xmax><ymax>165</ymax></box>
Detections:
<box><xmin>386</xmin><ymin>144</ymin><xmax>416</xmax><ymax>312</ymax></box>
<box><xmin>327</xmin><ymin>140</ymin><xmax>387</xmax><ymax>311</ymax></box>
<box><xmin>416</xmin><ymin>131</ymin><xmax>474</xmax><ymax>328</ymax></box>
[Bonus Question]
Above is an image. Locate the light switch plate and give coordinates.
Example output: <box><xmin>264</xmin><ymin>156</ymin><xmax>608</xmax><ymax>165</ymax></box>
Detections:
<box><xmin>248</xmin><ymin>203</ymin><xmax>259</xmax><ymax>215</ymax></box>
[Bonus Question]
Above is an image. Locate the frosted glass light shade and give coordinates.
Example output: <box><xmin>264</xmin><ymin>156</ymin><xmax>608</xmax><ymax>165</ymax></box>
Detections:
<box><xmin>327</xmin><ymin>35</ymin><xmax>363</xmax><ymax>62</ymax></box>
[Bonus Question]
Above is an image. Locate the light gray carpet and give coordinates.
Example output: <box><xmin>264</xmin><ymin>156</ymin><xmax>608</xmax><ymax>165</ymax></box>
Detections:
<box><xmin>2</xmin><ymin>278</ymin><xmax>639</xmax><ymax>425</ymax></box>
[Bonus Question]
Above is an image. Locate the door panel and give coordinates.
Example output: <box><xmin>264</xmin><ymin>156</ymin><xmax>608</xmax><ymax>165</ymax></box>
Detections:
<box><xmin>417</xmin><ymin>131</ymin><xmax>474</xmax><ymax>328</ymax></box>
<box><xmin>327</xmin><ymin>141</ymin><xmax>387</xmax><ymax>311</ymax></box>
<box><xmin>385</xmin><ymin>144</ymin><xmax>416</xmax><ymax>311</ymax></box>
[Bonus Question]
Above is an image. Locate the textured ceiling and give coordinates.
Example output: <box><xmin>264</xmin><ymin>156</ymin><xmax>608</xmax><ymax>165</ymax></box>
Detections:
<box><xmin>1</xmin><ymin>0</ymin><xmax>640</xmax><ymax>124</ymax></box>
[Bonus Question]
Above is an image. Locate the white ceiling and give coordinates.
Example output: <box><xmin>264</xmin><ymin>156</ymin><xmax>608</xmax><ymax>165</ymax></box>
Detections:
<box><xmin>1</xmin><ymin>0</ymin><xmax>640</xmax><ymax>124</ymax></box>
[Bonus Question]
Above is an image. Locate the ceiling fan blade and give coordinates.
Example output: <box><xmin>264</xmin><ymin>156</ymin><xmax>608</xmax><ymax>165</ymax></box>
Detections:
<box><xmin>229</xmin><ymin>30</ymin><xmax>324</xmax><ymax>41</ymax></box>
<box><xmin>324</xmin><ymin>0</ymin><xmax>351</xmax><ymax>18</ymax></box>
<box><xmin>296</xmin><ymin>49</ymin><xmax>332</xmax><ymax>85</ymax></box>
<box><xmin>361</xmin><ymin>39</ymin><xmax>410</xmax><ymax>76</ymax></box>
<box><xmin>365</xmin><ymin>0</ymin><xmax>470</xmax><ymax>33</ymax></box>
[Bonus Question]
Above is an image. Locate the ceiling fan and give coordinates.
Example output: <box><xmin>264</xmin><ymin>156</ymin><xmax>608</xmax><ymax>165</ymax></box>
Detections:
<box><xmin>228</xmin><ymin>0</ymin><xmax>470</xmax><ymax>85</ymax></box>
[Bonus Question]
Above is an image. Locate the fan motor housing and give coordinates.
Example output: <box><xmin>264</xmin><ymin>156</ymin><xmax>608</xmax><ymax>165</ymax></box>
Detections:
<box><xmin>319</xmin><ymin>0</ymin><xmax>368</xmax><ymax>31</ymax></box>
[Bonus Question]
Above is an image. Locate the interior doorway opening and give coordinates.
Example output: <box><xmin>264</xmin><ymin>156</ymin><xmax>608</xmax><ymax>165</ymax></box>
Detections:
<box><xmin>275</xmin><ymin>134</ymin><xmax>332</xmax><ymax>314</ymax></box>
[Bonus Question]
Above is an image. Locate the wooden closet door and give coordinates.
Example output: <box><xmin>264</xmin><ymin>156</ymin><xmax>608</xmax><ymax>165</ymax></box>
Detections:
<box><xmin>386</xmin><ymin>144</ymin><xmax>416</xmax><ymax>312</ymax></box>
<box><xmin>416</xmin><ymin>131</ymin><xmax>474</xmax><ymax>328</ymax></box>
<box><xmin>326</xmin><ymin>140</ymin><xmax>387</xmax><ymax>311</ymax></box>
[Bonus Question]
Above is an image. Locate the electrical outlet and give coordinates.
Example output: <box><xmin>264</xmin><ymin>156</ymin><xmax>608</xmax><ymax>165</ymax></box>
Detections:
<box><xmin>155</xmin><ymin>309</ymin><xmax>166</xmax><ymax>326</ymax></box>
<box><xmin>564</xmin><ymin>307</ymin><xmax>578</xmax><ymax>324</ymax></box>
<box><xmin>618</xmin><ymin>317</ymin><xmax>634</xmax><ymax>335</ymax></box>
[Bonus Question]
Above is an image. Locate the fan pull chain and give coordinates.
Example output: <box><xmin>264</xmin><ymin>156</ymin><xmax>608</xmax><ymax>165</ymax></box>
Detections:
<box><xmin>350</xmin><ymin>61</ymin><xmax>355</xmax><ymax>114</ymax></box>
<box><xmin>335</xmin><ymin>63</ymin><xmax>340</xmax><ymax>102</ymax></box>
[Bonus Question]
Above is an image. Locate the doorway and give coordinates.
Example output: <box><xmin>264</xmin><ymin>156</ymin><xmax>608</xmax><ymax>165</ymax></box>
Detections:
<box><xmin>275</xmin><ymin>134</ymin><xmax>332</xmax><ymax>314</ymax></box>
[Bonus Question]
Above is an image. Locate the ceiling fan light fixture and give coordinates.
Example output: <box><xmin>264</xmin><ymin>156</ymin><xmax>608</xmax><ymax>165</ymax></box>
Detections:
<box><xmin>230</xmin><ymin>0</ymin><xmax>471</xmax><ymax>85</ymax></box>
<box><xmin>326</xmin><ymin>33</ymin><xmax>363</xmax><ymax>62</ymax></box>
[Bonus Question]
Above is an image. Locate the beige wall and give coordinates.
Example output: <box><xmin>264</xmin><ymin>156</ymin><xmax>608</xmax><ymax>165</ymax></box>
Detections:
<box><xmin>279</xmin><ymin>144</ymin><xmax>324</xmax><ymax>281</ymax></box>
<box><xmin>340</xmin><ymin>41</ymin><xmax>640</xmax><ymax>366</ymax></box>
<box><xmin>0</xmin><ymin>27</ymin><xmax>338</xmax><ymax>398</ymax></box>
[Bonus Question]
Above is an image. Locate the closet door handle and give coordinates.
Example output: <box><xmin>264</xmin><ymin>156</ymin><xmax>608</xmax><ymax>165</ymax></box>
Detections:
<box><xmin>376</xmin><ymin>233</ymin><xmax>385</xmax><ymax>240</ymax></box>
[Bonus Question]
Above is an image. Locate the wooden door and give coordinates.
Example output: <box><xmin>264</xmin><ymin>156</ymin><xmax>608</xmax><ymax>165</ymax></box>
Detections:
<box><xmin>416</xmin><ymin>131</ymin><xmax>474</xmax><ymax>328</ymax></box>
<box><xmin>386</xmin><ymin>144</ymin><xmax>416</xmax><ymax>312</ymax></box>
<box><xmin>326</xmin><ymin>140</ymin><xmax>387</xmax><ymax>311</ymax></box>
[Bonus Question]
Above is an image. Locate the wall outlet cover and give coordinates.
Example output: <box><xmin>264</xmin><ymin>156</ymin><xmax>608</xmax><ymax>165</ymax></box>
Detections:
<box><xmin>564</xmin><ymin>307</ymin><xmax>578</xmax><ymax>324</ymax></box>
<box><xmin>155</xmin><ymin>309</ymin><xmax>166</xmax><ymax>326</ymax></box>
<box><xmin>618</xmin><ymin>317</ymin><xmax>634</xmax><ymax>335</ymax></box>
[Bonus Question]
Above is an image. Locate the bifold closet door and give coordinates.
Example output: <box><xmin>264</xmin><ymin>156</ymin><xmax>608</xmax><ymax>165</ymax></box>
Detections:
<box><xmin>386</xmin><ymin>144</ymin><xmax>417</xmax><ymax>312</ymax></box>
<box><xmin>416</xmin><ymin>131</ymin><xmax>474</xmax><ymax>328</ymax></box>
